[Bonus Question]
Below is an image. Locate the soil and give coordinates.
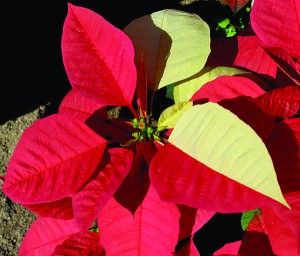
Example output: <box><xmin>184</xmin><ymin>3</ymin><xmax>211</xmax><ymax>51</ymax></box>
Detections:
<box><xmin>0</xmin><ymin>106</ymin><xmax>47</xmax><ymax>256</ymax></box>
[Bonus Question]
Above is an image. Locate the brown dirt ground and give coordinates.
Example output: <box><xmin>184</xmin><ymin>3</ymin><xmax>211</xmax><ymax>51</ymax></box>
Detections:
<box><xmin>0</xmin><ymin>106</ymin><xmax>47</xmax><ymax>256</ymax></box>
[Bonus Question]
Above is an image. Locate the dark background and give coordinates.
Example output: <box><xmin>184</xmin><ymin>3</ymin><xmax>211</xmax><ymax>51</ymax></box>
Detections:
<box><xmin>2</xmin><ymin>0</ymin><xmax>231</xmax><ymax>124</ymax></box>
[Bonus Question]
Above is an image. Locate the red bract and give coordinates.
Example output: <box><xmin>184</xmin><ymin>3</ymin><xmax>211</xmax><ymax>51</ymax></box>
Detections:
<box><xmin>1</xmin><ymin>0</ymin><xmax>300</xmax><ymax>255</ymax></box>
<box><xmin>250</xmin><ymin>85</ymin><xmax>300</xmax><ymax>119</ymax></box>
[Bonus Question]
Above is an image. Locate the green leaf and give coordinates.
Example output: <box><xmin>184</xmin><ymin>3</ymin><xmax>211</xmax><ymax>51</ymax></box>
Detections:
<box><xmin>173</xmin><ymin>66</ymin><xmax>250</xmax><ymax>103</ymax></box>
<box><xmin>241</xmin><ymin>208</ymin><xmax>261</xmax><ymax>231</ymax></box>
<box><xmin>168</xmin><ymin>102</ymin><xmax>290</xmax><ymax>209</ymax></box>
<box><xmin>157</xmin><ymin>101</ymin><xmax>193</xmax><ymax>129</ymax></box>
<box><xmin>124</xmin><ymin>9</ymin><xmax>211</xmax><ymax>92</ymax></box>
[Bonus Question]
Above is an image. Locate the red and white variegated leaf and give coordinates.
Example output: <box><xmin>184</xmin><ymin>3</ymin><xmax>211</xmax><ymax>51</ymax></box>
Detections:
<box><xmin>19</xmin><ymin>218</ymin><xmax>80</xmax><ymax>256</ymax></box>
<box><xmin>250</xmin><ymin>85</ymin><xmax>300</xmax><ymax>118</ymax></box>
<box><xmin>2</xmin><ymin>114</ymin><xmax>108</xmax><ymax>204</ymax></box>
<box><xmin>150</xmin><ymin>102</ymin><xmax>289</xmax><ymax>211</ymax></box>
<box><xmin>62</xmin><ymin>3</ymin><xmax>136</xmax><ymax>108</ymax></box>
<box><xmin>250</xmin><ymin>0</ymin><xmax>300</xmax><ymax>60</ymax></box>
<box><xmin>98</xmin><ymin>184</ymin><xmax>180</xmax><ymax>256</ymax></box>
<box><xmin>58</xmin><ymin>89</ymin><xmax>108</xmax><ymax>122</ymax></box>
<box><xmin>226</xmin><ymin>0</ymin><xmax>251</xmax><ymax>14</ymax></box>
<box><xmin>150</xmin><ymin>142</ymin><xmax>287</xmax><ymax>213</ymax></box>
<box><xmin>238</xmin><ymin>213</ymin><xmax>276</xmax><ymax>255</ymax></box>
<box><xmin>52</xmin><ymin>231</ymin><xmax>105</xmax><ymax>256</ymax></box>
<box><xmin>207</xmin><ymin>26</ymin><xmax>278</xmax><ymax>80</ymax></box>
<box><xmin>23</xmin><ymin>197</ymin><xmax>74</xmax><ymax>220</ymax></box>
<box><xmin>266</xmin><ymin>118</ymin><xmax>300</xmax><ymax>194</ymax></box>
<box><xmin>73</xmin><ymin>147</ymin><xmax>134</xmax><ymax>231</ymax></box>
<box><xmin>261</xmin><ymin>191</ymin><xmax>300</xmax><ymax>256</ymax></box>
<box><xmin>191</xmin><ymin>75</ymin><xmax>276</xmax><ymax>141</ymax></box>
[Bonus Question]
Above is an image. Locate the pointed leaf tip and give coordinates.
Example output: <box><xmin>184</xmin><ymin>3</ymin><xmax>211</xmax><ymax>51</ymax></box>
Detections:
<box><xmin>169</xmin><ymin>103</ymin><xmax>290</xmax><ymax>209</ymax></box>
<box><xmin>62</xmin><ymin>3</ymin><xmax>136</xmax><ymax>107</ymax></box>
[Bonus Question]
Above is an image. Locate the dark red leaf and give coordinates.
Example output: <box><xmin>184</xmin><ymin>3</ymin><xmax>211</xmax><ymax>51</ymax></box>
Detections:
<box><xmin>73</xmin><ymin>148</ymin><xmax>133</xmax><ymax>230</ymax></box>
<box><xmin>250</xmin><ymin>85</ymin><xmax>300</xmax><ymax>118</ymax></box>
<box><xmin>207</xmin><ymin>26</ymin><xmax>278</xmax><ymax>80</ymax></box>
<box><xmin>23</xmin><ymin>197</ymin><xmax>73</xmax><ymax>219</ymax></box>
<box><xmin>261</xmin><ymin>191</ymin><xmax>300</xmax><ymax>256</ymax></box>
<box><xmin>85</xmin><ymin>116</ymin><xmax>134</xmax><ymax>144</ymax></box>
<box><xmin>52</xmin><ymin>231</ymin><xmax>105</xmax><ymax>256</ymax></box>
<box><xmin>218</xmin><ymin>96</ymin><xmax>276</xmax><ymax>142</ymax></box>
<box><xmin>176</xmin><ymin>204</ymin><xmax>197</xmax><ymax>241</ymax></box>
<box><xmin>138</xmin><ymin>141</ymin><xmax>159</xmax><ymax>166</ymax></box>
<box><xmin>238</xmin><ymin>213</ymin><xmax>276</xmax><ymax>256</ymax></box>
<box><xmin>262</xmin><ymin>47</ymin><xmax>300</xmax><ymax>86</ymax></box>
<box><xmin>113</xmin><ymin>154</ymin><xmax>150</xmax><ymax>215</ymax></box>
<box><xmin>266</xmin><ymin>118</ymin><xmax>300</xmax><ymax>194</ymax></box>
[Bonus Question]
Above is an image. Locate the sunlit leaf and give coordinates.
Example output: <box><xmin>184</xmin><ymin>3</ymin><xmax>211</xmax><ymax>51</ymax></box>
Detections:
<box><xmin>150</xmin><ymin>103</ymin><xmax>289</xmax><ymax>212</ymax></box>
<box><xmin>19</xmin><ymin>218</ymin><xmax>80</xmax><ymax>256</ymax></box>
<box><xmin>124</xmin><ymin>9</ymin><xmax>210</xmax><ymax>91</ymax></box>
<box><xmin>250</xmin><ymin>85</ymin><xmax>300</xmax><ymax>118</ymax></box>
<box><xmin>250</xmin><ymin>0</ymin><xmax>300</xmax><ymax>59</ymax></box>
<box><xmin>2</xmin><ymin>114</ymin><xmax>108</xmax><ymax>204</ymax></box>
<box><xmin>173</xmin><ymin>66</ymin><xmax>251</xmax><ymax>103</ymax></box>
<box><xmin>169</xmin><ymin>103</ymin><xmax>288</xmax><ymax>208</ymax></box>
<box><xmin>158</xmin><ymin>101</ymin><xmax>193</xmax><ymax>129</ymax></box>
<box><xmin>62</xmin><ymin>3</ymin><xmax>136</xmax><ymax>107</ymax></box>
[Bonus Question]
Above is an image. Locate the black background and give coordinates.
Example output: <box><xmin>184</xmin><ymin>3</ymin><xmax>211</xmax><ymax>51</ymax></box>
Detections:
<box><xmin>2</xmin><ymin>0</ymin><xmax>231</xmax><ymax>124</ymax></box>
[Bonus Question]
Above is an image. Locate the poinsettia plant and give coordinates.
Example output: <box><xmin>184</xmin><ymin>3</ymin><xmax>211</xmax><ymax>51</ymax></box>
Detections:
<box><xmin>1</xmin><ymin>0</ymin><xmax>300</xmax><ymax>255</ymax></box>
